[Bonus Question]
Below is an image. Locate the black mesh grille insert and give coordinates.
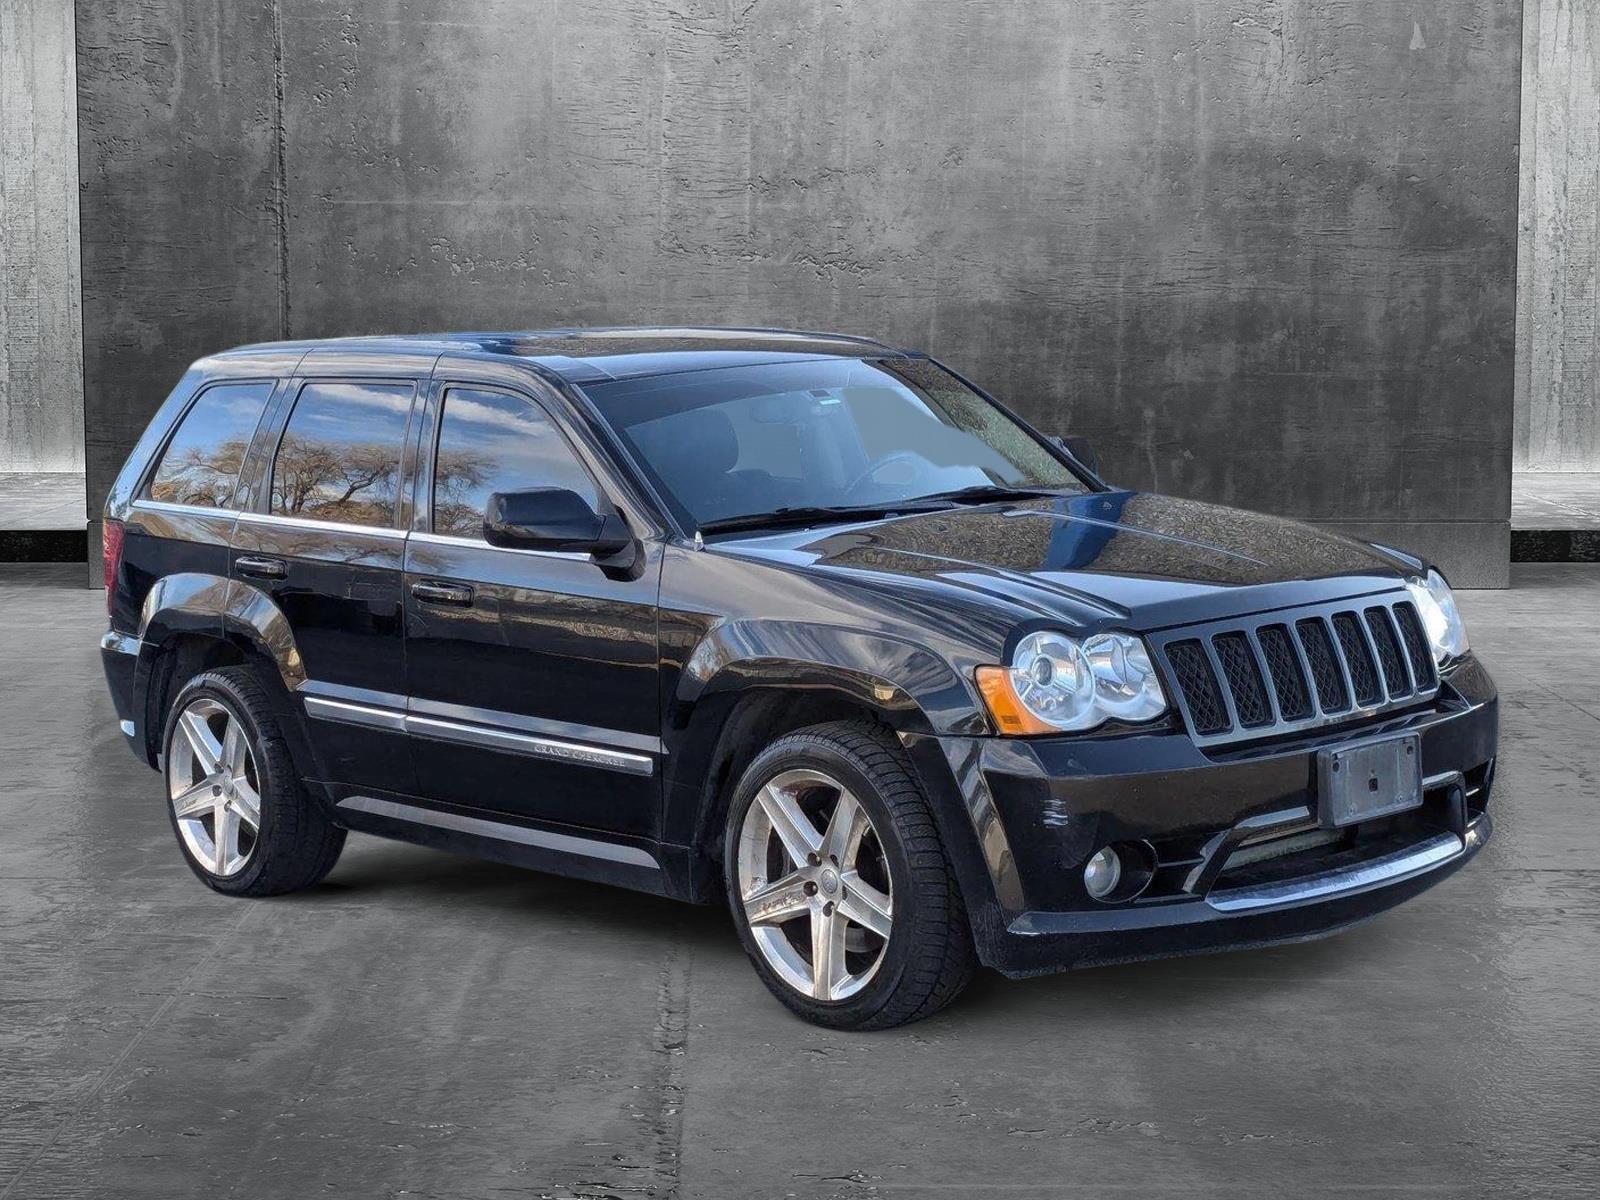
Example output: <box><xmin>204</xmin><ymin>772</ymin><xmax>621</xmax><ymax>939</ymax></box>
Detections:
<box><xmin>1295</xmin><ymin>618</ymin><xmax>1350</xmax><ymax>712</ymax></box>
<box><xmin>1331</xmin><ymin>612</ymin><xmax>1382</xmax><ymax>706</ymax></box>
<box><xmin>1166</xmin><ymin>640</ymin><xmax>1230</xmax><ymax>734</ymax></box>
<box><xmin>1212</xmin><ymin>632</ymin><xmax>1272</xmax><ymax>727</ymax></box>
<box><xmin>1257</xmin><ymin>623</ymin><xmax>1312</xmax><ymax>720</ymax></box>
<box><xmin>1364</xmin><ymin>607</ymin><xmax>1410</xmax><ymax>698</ymax></box>
<box><xmin>1393</xmin><ymin>601</ymin><xmax>1437</xmax><ymax>690</ymax></box>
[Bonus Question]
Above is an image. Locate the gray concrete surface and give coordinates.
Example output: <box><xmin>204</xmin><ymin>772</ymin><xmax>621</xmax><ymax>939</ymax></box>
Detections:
<box><xmin>1</xmin><ymin>562</ymin><xmax>1596</xmax><ymax>1198</ymax></box>
<box><xmin>0</xmin><ymin>472</ymin><xmax>85</xmax><ymax>530</ymax></box>
<box><xmin>1514</xmin><ymin>471</ymin><xmax>1600</xmax><ymax>529</ymax></box>
<box><xmin>74</xmin><ymin>1</ymin><xmax>1521</xmax><ymax>584</ymax></box>
<box><xmin>0</xmin><ymin>0</ymin><xmax>83</xmax><ymax>473</ymax></box>
<box><xmin>1516</xmin><ymin>0</ymin><xmax>1600</xmax><ymax>473</ymax></box>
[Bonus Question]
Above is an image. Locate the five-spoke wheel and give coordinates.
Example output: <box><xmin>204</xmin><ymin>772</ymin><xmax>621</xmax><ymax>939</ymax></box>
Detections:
<box><xmin>161</xmin><ymin>667</ymin><xmax>345</xmax><ymax>895</ymax></box>
<box><xmin>168</xmin><ymin>696</ymin><xmax>262</xmax><ymax>877</ymax></box>
<box><xmin>737</xmin><ymin>767</ymin><xmax>895</xmax><ymax>1002</ymax></box>
<box><xmin>726</xmin><ymin>722</ymin><xmax>975</xmax><ymax>1029</ymax></box>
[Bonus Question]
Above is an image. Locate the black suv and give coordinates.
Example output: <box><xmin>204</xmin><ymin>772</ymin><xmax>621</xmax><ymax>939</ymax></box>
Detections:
<box><xmin>100</xmin><ymin>328</ymin><xmax>1496</xmax><ymax>1029</ymax></box>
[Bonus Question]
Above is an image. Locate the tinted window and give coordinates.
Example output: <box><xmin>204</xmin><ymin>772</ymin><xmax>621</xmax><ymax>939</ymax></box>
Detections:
<box><xmin>147</xmin><ymin>382</ymin><xmax>275</xmax><ymax>508</ymax></box>
<box><xmin>584</xmin><ymin>357</ymin><xmax>1084</xmax><ymax>528</ymax></box>
<box><xmin>270</xmin><ymin>381</ymin><xmax>414</xmax><ymax>527</ymax></box>
<box><xmin>432</xmin><ymin>387</ymin><xmax>598</xmax><ymax>538</ymax></box>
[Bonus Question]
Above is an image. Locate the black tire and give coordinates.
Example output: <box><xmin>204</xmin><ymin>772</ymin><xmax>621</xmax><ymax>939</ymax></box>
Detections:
<box><xmin>161</xmin><ymin>666</ymin><xmax>345</xmax><ymax>896</ymax></box>
<box><xmin>723</xmin><ymin>720</ymin><xmax>976</xmax><ymax>1030</ymax></box>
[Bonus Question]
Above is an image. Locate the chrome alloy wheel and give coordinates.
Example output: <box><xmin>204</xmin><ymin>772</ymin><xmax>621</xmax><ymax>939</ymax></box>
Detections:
<box><xmin>168</xmin><ymin>697</ymin><xmax>261</xmax><ymax>877</ymax></box>
<box><xmin>736</xmin><ymin>768</ymin><xmax>895</xmax><ymax>1002</ymax></box>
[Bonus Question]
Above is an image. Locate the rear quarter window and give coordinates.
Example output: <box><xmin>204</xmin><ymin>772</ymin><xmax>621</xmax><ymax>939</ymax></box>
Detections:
<box><xmin>146</xmin><ymin>381</ymin><xmax>277</xmax><ymax>509</ymax></box>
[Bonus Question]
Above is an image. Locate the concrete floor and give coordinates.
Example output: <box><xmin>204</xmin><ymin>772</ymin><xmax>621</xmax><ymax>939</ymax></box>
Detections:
<box><xmin>1513</xmin><ymin>472</ymin><xmax>1600</xmax><ymax>530</ymax></box>
<box><xmin>2</xmin><ymin>564</ymin><xmax>1596</xmax><ymax>1199</ymax></box>
<box><xmin>0</xmin><ymin>474</ymin><xmax>86</xmax><ymax>531</ymax></box>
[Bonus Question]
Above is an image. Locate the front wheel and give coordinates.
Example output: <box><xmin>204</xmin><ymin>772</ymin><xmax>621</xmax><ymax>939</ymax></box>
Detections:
<box><xmin>724</xmin><ymin>721</ymin><xmax>975</xmax><ymax>1029</ymax></box>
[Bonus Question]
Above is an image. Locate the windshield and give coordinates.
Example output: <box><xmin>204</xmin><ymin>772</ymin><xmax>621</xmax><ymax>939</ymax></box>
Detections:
<box><xmin>581</xmin><ymin>357</ymin><xmax>1089</xmax><ymax>531</ymax></box>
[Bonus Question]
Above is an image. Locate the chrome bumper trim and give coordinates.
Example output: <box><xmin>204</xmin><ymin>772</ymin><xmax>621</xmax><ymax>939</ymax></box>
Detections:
<box><xmin>1205</xmin><ymin>818</ymin><xmax>1486</xmax><ymax>914</ymax></box>
<box><xmin>335</xmin><ymin>795</ymin><xmax>659</xmax><ymax>869</ymax></box>
<box><xmin>100</xmin><ymin>630</ymin><xmax>142</xmax><ymax>656</ymax></box>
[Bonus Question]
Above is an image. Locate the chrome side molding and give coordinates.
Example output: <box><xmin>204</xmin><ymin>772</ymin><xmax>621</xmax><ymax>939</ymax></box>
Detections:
<box><xmin>301</xmin><ymin>691</ymin><xmax>655</xmax><ymax>777</ymax></box>
<box><xmin>335</xmin><ymin>795</ymin><xmax>659</xmax><ymax>869</ymax></box>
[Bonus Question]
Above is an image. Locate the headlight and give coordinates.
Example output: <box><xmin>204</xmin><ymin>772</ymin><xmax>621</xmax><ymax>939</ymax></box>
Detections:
<box><xmin>1405</xmin><ymin>568</ymin><xmax>1469</xmax><ymax>664</ymax></box>
<box><xmin>976</xmin><ymin>630</ymin><xmax>1168</xmax><ymax>735</ymax></box>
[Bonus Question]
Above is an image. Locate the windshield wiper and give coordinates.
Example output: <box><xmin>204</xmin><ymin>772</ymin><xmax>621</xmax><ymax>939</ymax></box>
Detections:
<box><xmin>910</xmin><ymin>484</ymin><xmax>1063</xmax><ymax>506</ymax></box>
<box><xmin>698</xmin><ymin>500</ymin><xmax>953</xmax><ymax>536</ymax></box>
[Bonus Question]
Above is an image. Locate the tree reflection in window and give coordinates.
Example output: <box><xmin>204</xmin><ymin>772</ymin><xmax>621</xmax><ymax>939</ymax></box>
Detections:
<box><xmin>147</xmin><ymin>382</ymin><xmax>275</xmax><ymax>509</ymax></box>
<box><xmin>270</xmin><ymin>381</ymin><xmax>414</xmax><ymax>527</ymax></box>
<box><xmin>432</xmin><ymin>387</ymin><xmax>599</xmax><ymax>539</ymax></box>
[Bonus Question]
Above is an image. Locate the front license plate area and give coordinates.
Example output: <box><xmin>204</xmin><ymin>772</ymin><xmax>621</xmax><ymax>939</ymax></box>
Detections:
<box><xmin>1317</xmin><ymin>733</ymin><xmax>1423</xmax><ymax>828</ymax></box>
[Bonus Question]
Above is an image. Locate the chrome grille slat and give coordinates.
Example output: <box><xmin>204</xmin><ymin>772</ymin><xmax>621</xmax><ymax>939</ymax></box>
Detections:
<box><xmin>1153</xmin><ymin>595</ymin><xmax>1442</xmax><ymax>748</ymax></box>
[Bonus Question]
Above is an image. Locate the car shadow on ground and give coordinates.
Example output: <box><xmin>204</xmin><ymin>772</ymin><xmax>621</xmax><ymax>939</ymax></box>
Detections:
<box><xmin>282</xmin><ymin>834</ymin><xmax>1383</xmax><ymax>1023</ymax></box>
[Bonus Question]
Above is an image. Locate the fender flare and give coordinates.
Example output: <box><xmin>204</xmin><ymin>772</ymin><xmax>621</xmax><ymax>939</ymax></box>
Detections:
<box><xmin>663</xmin><ymin>619</ymin><xmax>1010</xmax><ymax>924</ymax></box>
<box><xmin>131</xmin><ymin>573</ymin><xmax>315</xmax><ymax>770</ymax></box>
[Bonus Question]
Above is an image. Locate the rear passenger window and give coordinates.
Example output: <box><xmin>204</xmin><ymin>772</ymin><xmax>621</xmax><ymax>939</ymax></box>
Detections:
<box><xmin>270</xmin><ymin>381</ymin><xmax>414</xmax><ymax>528</ymax></box>
<box><xmin>432</xmin><ymin>387</ymin><xmax>599</xmax><ymax>539</ymax></box>
<box><xmin>146</xmin><ymin>381</ymin><xmax>275</xmax><ymax>508</ymax></box>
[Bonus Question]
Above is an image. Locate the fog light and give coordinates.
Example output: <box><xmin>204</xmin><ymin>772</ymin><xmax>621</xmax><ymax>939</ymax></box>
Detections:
<box><xmin>1084</xmin><ymin>847</ymin><xmax>1122</xmax><ymax>900</ymax></box>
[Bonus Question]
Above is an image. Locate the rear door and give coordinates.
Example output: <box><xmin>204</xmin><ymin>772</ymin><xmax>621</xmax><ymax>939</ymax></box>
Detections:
<box><xmin>402</xmin><ymin>367</ymin><xmax>664</xmax><ymax>837</ymax></box>
<box><xmin>231</xmin><ymin>365</ymin><xmax>422</xmax><ymax>796</ymax></box>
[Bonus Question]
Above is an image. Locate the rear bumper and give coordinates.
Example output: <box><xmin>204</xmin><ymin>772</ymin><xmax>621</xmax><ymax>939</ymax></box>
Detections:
<box><xmin>914</xmin><ymin>655</ymin><xmax>1498</xmax><ymax>977</ymax></box>
<box><xmin>100</xmin><ymin>630</ymin><xmax>144</xmax><ymax>753</ymax></box>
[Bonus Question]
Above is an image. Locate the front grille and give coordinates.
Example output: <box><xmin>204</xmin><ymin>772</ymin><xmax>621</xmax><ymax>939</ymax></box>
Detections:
<box><xmin>1166</xmin><ymin>640</ymin><xmax>1229</xmax><ymax>734</ymax></box>
<box><xmin>1213</xmin><ymin>632</ymin><xmax>1272</xmax><ymax>727</ymax></box>
<box><xmin>1331</xmin><ymin>612</ymin><xmax>1381</xmax><ymax>706</ymax></box>
<box><xmin>1392</xmin><ymin>601</ymin><xmax>1437</xmax><ymax>690</ymax></box>
<box><xmin>1154</xmin><ymin>596</ymin><xmax>1441</xmax><ymax>746</ymax></box>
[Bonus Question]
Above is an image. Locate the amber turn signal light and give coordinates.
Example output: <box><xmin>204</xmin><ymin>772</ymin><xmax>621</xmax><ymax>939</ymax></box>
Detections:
<box><xmin>975</xmin><ymin>666</ymin><xmax>1058</xmax><ymax>736</ymax></box>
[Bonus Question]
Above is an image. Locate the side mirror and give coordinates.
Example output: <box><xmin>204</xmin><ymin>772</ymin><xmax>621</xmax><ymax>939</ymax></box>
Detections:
<box><xmin>1053</xmin><ymin>434</ymin><xmax>1101</xmax><ymax>477</ymax></box>
<box><xmin>483</xmin><ymin>488</ymin><xmax>633</xmax><ymax>555</ymax></box>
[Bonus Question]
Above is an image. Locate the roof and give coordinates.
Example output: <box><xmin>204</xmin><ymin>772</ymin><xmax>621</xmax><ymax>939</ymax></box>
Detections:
<box><xmin>215</xmin><ymin>326</ymin><xmax>911</xmax><ymax>384</ymax></box>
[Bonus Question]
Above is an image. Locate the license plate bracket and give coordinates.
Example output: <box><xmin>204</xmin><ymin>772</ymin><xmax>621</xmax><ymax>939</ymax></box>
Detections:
<box><xmin>1317</xmin><ymin>733</ymin><xmax>1423</xmax><ymax>828</ymax></box>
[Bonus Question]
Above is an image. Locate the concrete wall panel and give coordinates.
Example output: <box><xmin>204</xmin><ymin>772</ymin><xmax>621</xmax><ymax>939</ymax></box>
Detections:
<box><xmin>1</xmin><ymin>0</ymin><xmax>83</xmax><ymax>473</ymax></box>
<box><xmin>1515</xmin><ymin>0</ymin><xmax>1600</xmax><ymax>473</ymax></box>
<box><xmin>79</xmin><ymin>0</ymin><xmax>1522</xmax><ymax>583</ymax></box>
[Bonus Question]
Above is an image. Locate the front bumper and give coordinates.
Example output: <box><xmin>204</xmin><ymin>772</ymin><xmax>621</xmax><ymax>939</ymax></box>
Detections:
<box><xmin>914</xmin><ymin>655</ymin><xmax>1498</xmax><ymax>977</ymax></box>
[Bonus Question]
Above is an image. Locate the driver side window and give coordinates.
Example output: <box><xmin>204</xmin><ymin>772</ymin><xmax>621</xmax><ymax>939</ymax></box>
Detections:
<box><xmin>431</xmin><ymin>387</ymin><xmax>599</xmax><ymax>539</ymax></box>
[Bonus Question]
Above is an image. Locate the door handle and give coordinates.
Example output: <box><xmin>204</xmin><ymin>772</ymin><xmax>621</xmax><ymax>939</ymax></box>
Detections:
<box><xmin>236</xmin><ymin>555</ymin><xmax>287</xmax><ymax>580</ymax></box>
<box><xmin>411</xmin><ymin>580</ymin><xmax>474</xmax><ymax>606</ymax></box>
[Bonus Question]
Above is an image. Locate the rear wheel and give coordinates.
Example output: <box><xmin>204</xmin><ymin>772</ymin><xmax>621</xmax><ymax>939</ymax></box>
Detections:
<box><xmin>724</xmin><ymin>721</ymin><xmax>975</xmax><ymax>1029</ymax></box>
<box><xmin>162</xmin><ymin>666</ymin><xmax>345</xmax><ymax>896</ymax></box>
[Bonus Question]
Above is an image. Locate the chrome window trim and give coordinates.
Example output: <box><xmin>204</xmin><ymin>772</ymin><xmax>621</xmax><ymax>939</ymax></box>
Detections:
<box><xmin>335</xmin><ymin>795</ymin><xmax>659</xmax><ymax>869</ymax></box>
<box><xmin>408</xmin><ymin>529</ymin><xmax>589</xmax><ymax>561</ymax></box>
<box><xmin>236</xmin><ymin>509</ymin><xmax>408</xmax><ymax>540</ymax></box>
<box><xmin>300</xmin><ymin>686</ymin><xmax>656</xmax><ymax>777</ymax></box>
<box><xmin>131</xmin><ymin>498</ymin><xmax>239</xmax><ymax>520</ymax></box>
<box><xmin>100</xmin><ymin>630</ymin><xmax>142</xmax><ymax>656</ymax></box>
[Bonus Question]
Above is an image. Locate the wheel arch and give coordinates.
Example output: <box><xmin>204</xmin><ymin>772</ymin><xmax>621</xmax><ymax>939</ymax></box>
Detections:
<box><xmin>132</xmin><ymin>574</ymin><xmax>319</xmax><ymax>780</ymax></box>
<box><xmin>662</xmin><ymin>620</ymin><xmax>1000</xmax><ymax>922</ymax></box>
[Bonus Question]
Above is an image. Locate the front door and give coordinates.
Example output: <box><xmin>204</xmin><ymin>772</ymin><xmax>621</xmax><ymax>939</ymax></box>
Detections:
<box><xmin>231</xmin><ymin>375</ymin><xmax>419</xmax><ymax>797</ymax></box>
<box><xmin>402</xmin><ymin>381</ymin><xmax>662</xmax><ymax>837</ymax></box>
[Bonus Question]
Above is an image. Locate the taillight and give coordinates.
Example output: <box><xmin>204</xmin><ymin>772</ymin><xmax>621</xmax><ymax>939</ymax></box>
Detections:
<box><xmin>103</xmin><ymin>518</ymin><xmax>125</xmax><ymax>613</ymax></box>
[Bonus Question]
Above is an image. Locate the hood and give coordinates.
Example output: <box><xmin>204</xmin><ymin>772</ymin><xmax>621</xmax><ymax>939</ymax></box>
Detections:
<box><xmin>714</xmin><ymin>491</ymin><xmax>1420</xmax><ymax>632</ymax></box>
